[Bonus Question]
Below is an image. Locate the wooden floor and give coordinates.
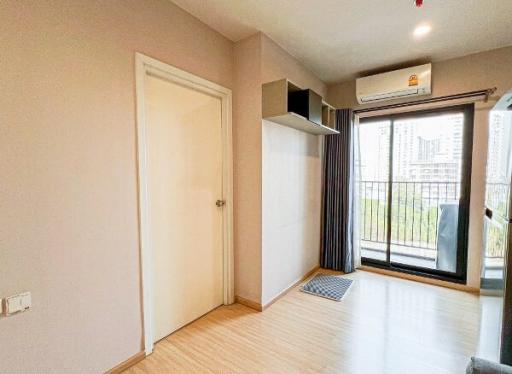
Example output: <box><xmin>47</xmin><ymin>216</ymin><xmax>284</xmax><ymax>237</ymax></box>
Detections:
<box><xmin>126</xmin><ymin>270</ymin><xmax>502</xmax><ymax>374</ymax></box>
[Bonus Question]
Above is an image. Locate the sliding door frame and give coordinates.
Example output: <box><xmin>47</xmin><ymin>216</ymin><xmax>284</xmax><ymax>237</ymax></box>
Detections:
<box><xmin>360</xmin><ymin>104</ymin><xmax>475</xmax><ymax>284</ymax></box>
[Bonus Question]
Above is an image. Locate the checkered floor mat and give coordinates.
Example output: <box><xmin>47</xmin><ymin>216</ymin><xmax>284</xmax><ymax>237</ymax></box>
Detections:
<box><xmin>300</xmin><ymin>274</ymin><xmax>353</xmax><ymax>301</ymax></box>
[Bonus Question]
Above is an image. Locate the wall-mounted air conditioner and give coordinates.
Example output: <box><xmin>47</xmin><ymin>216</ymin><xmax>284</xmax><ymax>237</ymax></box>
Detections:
<box><xmin>356</xmin><ymin>63</ymin><xmax>432</xmax><ymax>104</ymax></box>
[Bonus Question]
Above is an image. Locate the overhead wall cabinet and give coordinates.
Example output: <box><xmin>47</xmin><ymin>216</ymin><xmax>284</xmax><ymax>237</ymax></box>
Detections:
<box><xmin>262</xmin><ymin>79</ymin><xmax>339</xmax><ymax>135</ymax></box>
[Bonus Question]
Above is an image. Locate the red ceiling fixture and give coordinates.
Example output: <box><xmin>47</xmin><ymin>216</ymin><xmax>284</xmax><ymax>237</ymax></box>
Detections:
<box><xmin>415</xmin><ymin>0</ymin><xmax>424</xmax><ymax>7</ymax></box>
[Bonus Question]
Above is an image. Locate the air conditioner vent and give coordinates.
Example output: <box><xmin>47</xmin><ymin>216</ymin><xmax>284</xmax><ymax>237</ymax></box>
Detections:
<box><xmin>356</xmin><ymin>64</ymin><xmax>431</xmax><ymax>104</ymax></box>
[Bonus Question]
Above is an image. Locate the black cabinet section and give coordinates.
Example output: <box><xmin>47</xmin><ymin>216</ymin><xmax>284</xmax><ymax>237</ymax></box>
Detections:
<box><xmin>288</xmin><ymin>89</ymin><xmax>323</xmax><ymax>125</ymax></box>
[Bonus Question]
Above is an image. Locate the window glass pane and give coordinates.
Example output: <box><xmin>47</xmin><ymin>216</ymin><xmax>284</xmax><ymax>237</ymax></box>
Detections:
<box><xmin>358</xmin><ymin>120</ymin><xmax>390</xmax><ymax>262</ymax></box>
<box><xmin>390</xmin><ymin>113</ymin><xmax>464</xmax><ymax>272</ymax></box>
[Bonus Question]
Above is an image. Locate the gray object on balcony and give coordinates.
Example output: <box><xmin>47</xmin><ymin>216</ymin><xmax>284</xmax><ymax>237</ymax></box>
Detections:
<box><xmin>436</xmin><ymin>201</ymin><xmax>459</xmax><ymax>272</ymax></box>
<box><xmin>466</xmin><ymin>357</ymin><xmax>512</xmax><ymax>374</ymax></box>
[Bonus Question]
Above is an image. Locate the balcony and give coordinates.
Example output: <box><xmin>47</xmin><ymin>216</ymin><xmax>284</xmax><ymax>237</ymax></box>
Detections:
<box><xmin>359</xmin><ymin>180</ymin><xmax>505</xmax><ymax>270</ymax></box>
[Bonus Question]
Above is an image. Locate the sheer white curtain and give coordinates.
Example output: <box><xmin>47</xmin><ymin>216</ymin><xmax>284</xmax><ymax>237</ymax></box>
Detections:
<box><xmin>352</xmin><ymin>115</ymin><xmax>362</xmax><ymax>268</ymax></box>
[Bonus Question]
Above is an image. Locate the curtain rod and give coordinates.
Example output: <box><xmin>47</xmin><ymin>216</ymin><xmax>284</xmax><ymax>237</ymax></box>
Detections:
<box><xmin>354</xmin><ymin>87</ymin><xmax>497</xmax><ymax>114</ymax></box>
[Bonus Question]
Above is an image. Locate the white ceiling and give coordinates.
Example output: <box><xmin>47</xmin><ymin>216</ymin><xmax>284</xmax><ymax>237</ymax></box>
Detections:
<box><xmin>171</xmin><ymin>0</ymin><xmax>512</xmax><ymax>83</ymax></box>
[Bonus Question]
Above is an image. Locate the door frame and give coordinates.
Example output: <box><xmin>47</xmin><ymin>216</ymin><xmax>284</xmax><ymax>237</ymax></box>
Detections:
<box><xmin>135</xmin><ymin>53</ymin><xmax>234</xmax><ymax>355</ymax></box>
<box><xmin>359</xmin><ymin>104</ymin><xmax>474</xmax><ymax>284</ymax></box>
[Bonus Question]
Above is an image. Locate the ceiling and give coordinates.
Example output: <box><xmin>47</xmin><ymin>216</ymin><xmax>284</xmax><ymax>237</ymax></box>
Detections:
<box><xmin>170</xmin><ymin>0</ymin><xmax>512</xmax><ymax>83</ymax></box>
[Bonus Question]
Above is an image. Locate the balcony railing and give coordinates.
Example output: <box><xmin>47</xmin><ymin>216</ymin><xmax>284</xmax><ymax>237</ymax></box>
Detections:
<box><xmin>359</xmin><ymin>180</ymin><xmax>506</xmax><ymax>261</ymax></box>
<box><xmin>360</xmin><ymin>180</ymin><xmax>459</xmax><ymax>249</ymax></box>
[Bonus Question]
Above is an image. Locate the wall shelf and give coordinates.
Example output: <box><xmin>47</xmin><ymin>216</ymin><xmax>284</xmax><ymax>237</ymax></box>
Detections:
<box><xmin>264</xmin><ymin>112</ymin><xmax>339</xmax><ymax>135</ymax></box>
<box><xmin>262</xmin><ymin>79</ymin><xmax>339</xmax><ymax>135</ymax></box>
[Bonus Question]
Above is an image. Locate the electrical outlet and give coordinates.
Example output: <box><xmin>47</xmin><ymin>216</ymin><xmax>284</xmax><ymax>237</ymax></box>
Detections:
<box><xmin>5</xmin><ymin>292</ymin><xmax>31</xmax><ymax>316</ymax></box>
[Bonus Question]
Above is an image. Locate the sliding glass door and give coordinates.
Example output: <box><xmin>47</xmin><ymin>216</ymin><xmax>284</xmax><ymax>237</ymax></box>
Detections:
<box><xmin>358</xmin><ymin>105</ymin><xmax>474</xmax><ymax>283</ymax></box>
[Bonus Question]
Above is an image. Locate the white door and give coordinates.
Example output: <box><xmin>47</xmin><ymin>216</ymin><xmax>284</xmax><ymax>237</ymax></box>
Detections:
<box><xmin>145</xmin><ymin>74</ymin><xmax>224</xmax><ymax>343</ymax></box>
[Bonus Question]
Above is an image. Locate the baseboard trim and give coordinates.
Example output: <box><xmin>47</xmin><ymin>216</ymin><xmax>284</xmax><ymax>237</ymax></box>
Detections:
<box><xmin>235</xmin><ymin>295</ymin><xmax>263</xmax><ymax>312</ymax></box>
<box><xmin>105</xmin><ymin>351</ymin><xmax>146</xmax><ymax>374</ymax></box>
<box><xmin>261</xmin><ymin>265</ymin><xmax>320</xmax><ymax>311</ymax></box>
<box><xmin>359</xmin><ymin>265</ymin><xmax>479</xmax><ymax>293</ymax></box>
<box><xmin>235</xmin><ymin>265</ymin><xmax>321</xmax><ymax>313</ymax></box>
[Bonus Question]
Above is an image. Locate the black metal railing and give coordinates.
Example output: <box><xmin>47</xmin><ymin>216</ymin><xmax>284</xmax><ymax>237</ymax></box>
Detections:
<box><xmin>484</xmin><ymin>182</ymin><xmax>509</xmax><ymax>259</ymax></box>
<box><xmin>360</xmin><ymin>180</ymin><xmax>508</xmax><ymax>260</ymax></box>
<box><xmin>359</xmin><ymin>180</ymin><xmax>460</xmax><ymax>252</ymax></box>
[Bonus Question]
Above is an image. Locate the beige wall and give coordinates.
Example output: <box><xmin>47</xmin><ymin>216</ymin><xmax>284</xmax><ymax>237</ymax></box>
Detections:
<box><xmin>327</xmin><ymin>46</ymin><xmax>512</xmax><ymax>288</ymax></box>
<box><xmin>261</xmin><ymin>35</ymin><xmax>327</xmax><ymax>97</ymax></box>
<box><xmin>233</xmin><ymin>34</ymin><xmax>263</xmax><ymax>302</ymax></box>
<box><xmin>260</xmin><ymin>35</ymin><xmax>325</xmax><ymax>304</ymax></box>
<box><xmin>0</xmin><ymin>1</ymin><xmax>232</xmax><ymax>373</ymax></box>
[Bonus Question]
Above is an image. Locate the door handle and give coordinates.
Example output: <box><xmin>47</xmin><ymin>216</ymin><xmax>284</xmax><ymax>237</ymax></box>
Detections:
<box><xmin>216</xmin><ymin>199</ymin><xmax>226</xmax><ymax>207</ymax></box>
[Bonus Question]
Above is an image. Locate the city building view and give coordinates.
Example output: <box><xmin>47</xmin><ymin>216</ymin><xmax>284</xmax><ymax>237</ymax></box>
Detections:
<box><xmin>357</xmin><ymin>113</ymin><xmax>465</xmax><ymax>269</ymax></box>
<box><xmin>482</xmin><ymin>111</ymin><xmax>510</xmax><ymax>279</ymax></box>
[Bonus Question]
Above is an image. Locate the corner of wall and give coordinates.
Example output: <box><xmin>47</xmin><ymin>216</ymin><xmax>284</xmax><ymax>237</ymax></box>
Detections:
<box><xmin>233</xmin><ymin>32</ymin><xmax>329</xmax><ymax>306</ymax></box>
<box><xmin>233</xmin><ymin>33</ymin><xmax>264</xmax><ymax>303</ymax></box>
<box><xmin>259</xmin><ymin>33</ymin><xmax>326</xmax><ymax>306</ymax></box>
<box><xmin>260</xmin><ymin>34</ymin><xmax>327</xmax><ymax>97</ymax></box>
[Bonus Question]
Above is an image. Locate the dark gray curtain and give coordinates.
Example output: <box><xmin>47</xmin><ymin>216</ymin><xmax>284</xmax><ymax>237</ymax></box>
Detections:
<box><xmin>320</xmin><ymin>109</ymin><xmax>354</xmax><ymax>273</ymax></box>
